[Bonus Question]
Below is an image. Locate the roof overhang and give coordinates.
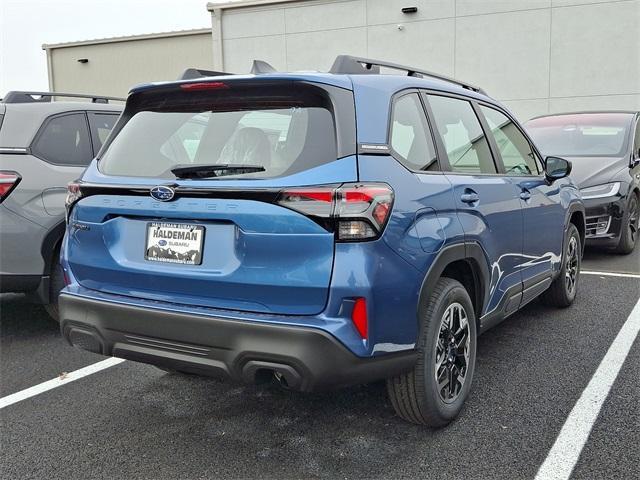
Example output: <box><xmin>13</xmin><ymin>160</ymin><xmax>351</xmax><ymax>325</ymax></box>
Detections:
<box><xmin>207</xmin><ymin>0</ymin><xmax>303</xmax><ymax>12</ymax></box>
<box><xmin>42</xmin><ymin>28</ymin><xmax>212</xmax><ymax>51</ymax></box>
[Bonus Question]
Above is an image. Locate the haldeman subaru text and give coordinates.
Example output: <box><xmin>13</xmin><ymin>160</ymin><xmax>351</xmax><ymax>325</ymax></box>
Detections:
<box><xmin>59</xmin><ymin>57</ymin><xmax>585</xmax><ymax>426</ymax></box>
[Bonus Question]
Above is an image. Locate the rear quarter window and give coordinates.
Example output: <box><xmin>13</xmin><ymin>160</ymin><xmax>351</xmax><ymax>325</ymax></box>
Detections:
<box><xmin>31</xmin><ymin>112</ymin><xmax>93</xmax><ymax>166</ymax></box>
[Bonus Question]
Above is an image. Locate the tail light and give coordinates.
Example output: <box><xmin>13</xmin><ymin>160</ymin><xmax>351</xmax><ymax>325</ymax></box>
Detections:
<box><xmin>65</xmin><ymin>181</ymin><xmax>83</xmax><ymax>221</ymax></box>
<box><xmin>277</xmin><ymin>183</ymin><xmax>393</xmax><ymax>241</ymax></box>
<box><xmin>0</xmin><ymin>171</ymin><xmax>21</xmax><ymax>203</ymax></box>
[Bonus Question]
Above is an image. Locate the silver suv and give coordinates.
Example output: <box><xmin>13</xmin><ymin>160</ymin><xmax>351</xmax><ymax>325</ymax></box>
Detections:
<box><xmin>0</xmin><ymin>91</ymin><xmax>122</xmax><ymax>318</ymax></box>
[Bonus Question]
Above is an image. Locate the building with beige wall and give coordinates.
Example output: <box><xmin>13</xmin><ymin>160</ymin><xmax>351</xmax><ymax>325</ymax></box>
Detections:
<box><xmin>44</xmin><ymin>0</ymin><xmax>639</xmax><ymax>121</ymax></box>
<box><xmin>207</xmin><ymin>0</ymin><xmax>639</xmax><ymax>121</ymax></box>
<box><xmin>43</xmin><ymin>29</ymin><xmax>213</xmax><ymax>98</ymax></box>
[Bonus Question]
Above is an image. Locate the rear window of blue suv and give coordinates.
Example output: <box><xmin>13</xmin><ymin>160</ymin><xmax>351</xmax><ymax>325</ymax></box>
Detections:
<box><xmin>99</xmin><ymin>81</ymin><xmax>355</xmax><ymax>179</ymax></box>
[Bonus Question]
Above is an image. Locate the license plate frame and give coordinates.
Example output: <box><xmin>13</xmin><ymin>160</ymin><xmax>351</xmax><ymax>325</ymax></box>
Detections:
<box><xmin>144</xmin><ymin>222</ymin><xmax>205</xmax><ymax>265</ymax></box>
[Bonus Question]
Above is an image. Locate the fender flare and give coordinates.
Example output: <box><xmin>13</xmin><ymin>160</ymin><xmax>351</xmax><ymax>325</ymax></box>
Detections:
<box><xmin>40</xmin><ymin>221</ymin><xmax>66</xmax><ymax>274</ymax></box>
<box><xmin>564</xmin><ymin>201</ymin><xmax>586</xmax><ymax>255</ymax></box>
<box><xmin>417</xmin><ymin>242</ymin><xmax>491</xmax><ymax>327</ymax></box>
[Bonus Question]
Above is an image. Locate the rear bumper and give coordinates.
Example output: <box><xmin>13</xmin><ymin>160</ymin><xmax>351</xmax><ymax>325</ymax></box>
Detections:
<box><xmin>59</xmin><ymin>293</ymin><xmax>417</xmax><ymax>392</ymax></box>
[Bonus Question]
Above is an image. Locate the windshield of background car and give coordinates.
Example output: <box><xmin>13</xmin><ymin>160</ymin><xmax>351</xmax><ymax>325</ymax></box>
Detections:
<box><xmin>98</xmin><ymin>81</ymin><xmax>353</xmax><ymax>179</ymax></box>
<box><xmin>525</xmin><ymin>113</ymin><xmax>633</xmax><ymax>158</ymax></box>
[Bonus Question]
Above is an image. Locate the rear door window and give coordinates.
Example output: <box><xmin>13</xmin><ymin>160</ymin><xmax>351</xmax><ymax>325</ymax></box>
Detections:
<box><xmin>99</xmin><ymin>83</ymin><xmax>349</xmax><ymax>179</ymax></box>
<box><xmin>389</xmin><ymin>93</ymin><xmax>439</xmax><ymax>171</ymax></box>
<box><xmin>88</xmin><ymin>112</ymin><xmax>119</xmax><ymax>154</ymax></box>
<box><xmin>426</xmin><ymin>95</ymin><xmax>496</xmax><ymax>174</ymax></box>
<box><xmin>31</xmin><ymin>112</ymin><xmax>93</xmax><ymax>166</ymax></box>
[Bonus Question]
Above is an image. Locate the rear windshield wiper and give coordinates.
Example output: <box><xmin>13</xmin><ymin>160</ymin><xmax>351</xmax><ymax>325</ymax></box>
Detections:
<box><xmin>171</xmin><ymin>164</ymin><xmax>266</xmax><ymax>179</ymax></box>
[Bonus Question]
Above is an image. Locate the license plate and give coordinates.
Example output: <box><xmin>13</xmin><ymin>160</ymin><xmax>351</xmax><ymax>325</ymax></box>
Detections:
<box><xmin>145</xmin><ymin>222</ymin><xmax>205</xmax><ymax>265</ymax></box>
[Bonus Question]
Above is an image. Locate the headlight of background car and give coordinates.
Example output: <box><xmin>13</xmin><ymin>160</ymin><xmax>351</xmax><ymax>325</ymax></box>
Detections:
<box><xmin>579</xmin><ymin>182</ymin><xmax>621</xmax><ymax>200</ymax></box>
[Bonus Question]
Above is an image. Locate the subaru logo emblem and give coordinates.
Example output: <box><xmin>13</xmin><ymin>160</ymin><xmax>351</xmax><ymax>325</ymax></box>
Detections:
<box><xmin>150</xmin><ymin>185</ymin><xmax>175</xmax><ymax>202</ymax></box>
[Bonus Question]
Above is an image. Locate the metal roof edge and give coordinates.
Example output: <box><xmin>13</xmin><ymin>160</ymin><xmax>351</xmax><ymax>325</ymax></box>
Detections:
<box><xmin>42</xmin><ymin>28</ymin><xmax>212</xmax><ymax>50</ymax></box>
<box><xmin>206</xmin><ymin>0</ymin><xmax>308</xmax><ymax>12</ymax></box>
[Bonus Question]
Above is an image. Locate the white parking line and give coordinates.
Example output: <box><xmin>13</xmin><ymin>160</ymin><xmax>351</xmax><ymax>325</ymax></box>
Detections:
<box><xmin>0</xmin><ymin>357</ymin><xmax>125</xmax><ymax>410</ymax></box>
<box><xmin>582</xmin><ymin>270</ymin><xmax>640</xmax><ymax>279</ymax></box>
<box><xmin>535</xmin><ymin>296</ymin><xmax>640</xmax><ymax>480</ymax></box>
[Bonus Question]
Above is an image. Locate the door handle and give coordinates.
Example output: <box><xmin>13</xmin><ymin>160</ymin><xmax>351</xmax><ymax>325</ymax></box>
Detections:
<box><xmin>460</xmin><ymin>191</ymin><xmax>480</xmax><ymax>204</ymax></box>
<box><xmin>520</xmin><ymin>189</ymin><xmax>532</xmax><ymax>201</ymax></box>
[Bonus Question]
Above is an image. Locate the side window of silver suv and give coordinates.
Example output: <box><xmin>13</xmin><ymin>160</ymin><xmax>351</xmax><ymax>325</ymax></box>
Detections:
<box><xmin>31</xmin><ymin>112</ymin><xmax>93</xmax><ymax>166</ymax></box>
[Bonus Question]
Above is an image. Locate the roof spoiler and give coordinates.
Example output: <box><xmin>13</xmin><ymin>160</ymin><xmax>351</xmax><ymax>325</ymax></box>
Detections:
<box><xmin>329</xmin><ymin>55</ymin><xmax>486</xmax><ymax>95</ymax></box>
<box><xmin>178</xmin><ymin>68</ymin><xmax>232</xmax><ymax>80</ymax></box>
<box><xmin>2</xmin><ymin>91</ymin><xmax>125</xmax><ymax>104</ymax></box>
<box><xmin>177</xmin><ymin>61</ymin><xmax>275</xmax><ymax>79</ymax></box>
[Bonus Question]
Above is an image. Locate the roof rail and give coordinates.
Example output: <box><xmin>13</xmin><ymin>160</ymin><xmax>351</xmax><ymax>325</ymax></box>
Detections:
<box><xmin>178</xmin><ymin>68</ymin><xmax>232</xmax><ymax>80</ymax></box>
<box><xmin>329</xmin><ymin>55</ymin><xmax>486</xmax><ymax>95</ymax></box>
<box><xmin>2</xmin><ymin>91</ymin><xmax>125</xmax><ymax>104</ymax></box>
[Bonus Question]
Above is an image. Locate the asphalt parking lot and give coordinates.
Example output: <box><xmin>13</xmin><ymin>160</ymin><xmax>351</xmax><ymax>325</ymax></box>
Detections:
<box><xmin>1</xmin><ymin>247</ymin><xmax>639</xmax><ymax>480</ymax></box>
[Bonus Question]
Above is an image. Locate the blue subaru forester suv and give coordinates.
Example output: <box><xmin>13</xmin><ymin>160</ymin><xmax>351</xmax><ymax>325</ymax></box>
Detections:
<box><xmin>59</xmin><ymin>56</ymin><xmax>585</xmax><ymax>426</ymax></box>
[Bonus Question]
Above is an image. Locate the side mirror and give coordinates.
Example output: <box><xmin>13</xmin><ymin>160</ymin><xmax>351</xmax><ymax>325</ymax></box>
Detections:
<box><xmin>544</xmin><ymin>156</ymin><xmax>572</xmax><ymax>182</ymax></box>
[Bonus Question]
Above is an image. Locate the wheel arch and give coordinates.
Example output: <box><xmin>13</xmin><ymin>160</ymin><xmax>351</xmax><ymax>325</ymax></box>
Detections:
<box><xmin>418</xmin><ymin>242</ymin><xmax>490</xmax><ymax>330</ymax></box>
<box><xmin>566</xmin><ymin>202</ymin><xmax>586</xmax><ymax>255</ymax></box>
<box><xmin>40</xmin><ymin>220</ymin><xmax>65</xmax><ymax>275</ymax></box>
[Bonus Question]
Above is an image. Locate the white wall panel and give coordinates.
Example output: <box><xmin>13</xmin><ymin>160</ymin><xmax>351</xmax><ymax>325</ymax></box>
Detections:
<box><xmin>456</xmin><ymin>9</ymin><xmax>551</xmax><ymax>100</ymax></box>
<box><xmin>550</xmin><ymin>0</ymin><xmax>640</xmax><ymax>97</ymax></box>
<box><xmin>222</xmin><ymin>8</ymin><xmax>285</xmax><ymax>40</ymax></box>
<box><xmin>223</xmin><ymin>35</ymin><xmax>287</xmax><ymax>73</ymax></box>
<box><xmin>549</xmin><ymin>94</ymin><xmax>640</xmax><ymax>113</ymax></box>
<box><xmin>501</xmin><ymin>99</ymin><xmax>550</xmax><ymax>122</ymax></box>
<box><xmin>456</xmin><ymin>0</ymin><xmax>551</xmax><ymax>16</ymax></box>
<box><xmin>366</xmin><ymin>0</ymin><xmax>454</xmax><ymax>25</ymax></box>
<box><xmin>284</xmin><ymin>0</ymin><xmax>366</xmax><ymax>33</ymax></box>
<box><xmin>285</xmin><ymin>27</ymin><xmax>367</xmax><ymax>71</ymax></box>
<box><xmin>367</xmin><ymin>19</ymin><xmax>455</xmax><ymax>76</ymax></box>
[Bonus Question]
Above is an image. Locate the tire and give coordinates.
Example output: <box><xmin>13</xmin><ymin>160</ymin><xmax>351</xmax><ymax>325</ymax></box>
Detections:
<box><xmin>387</xmin><ymin>277</ymin><xmax>477</xmax><ymax>427</ymax></box>
<box><xmin>614</xmin><ymin>192</ymin><xmax>639</xmax><ymax>255</ymax></box>
<box><xmin>542</xmin><ymin>223</ymin><xmax>581</xmax><ymax>308</ymax></box>
<box><xmin>43</xmin><ymin>250</ymin><xmax>65</xmax><ymax>322</ymax></box>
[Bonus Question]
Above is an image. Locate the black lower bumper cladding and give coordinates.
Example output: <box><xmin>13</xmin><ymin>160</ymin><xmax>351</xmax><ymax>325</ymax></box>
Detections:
<box><xmin>59</xmin><ymin>294</ymin><xmax>416</xmax><ymax>392</ymax></box>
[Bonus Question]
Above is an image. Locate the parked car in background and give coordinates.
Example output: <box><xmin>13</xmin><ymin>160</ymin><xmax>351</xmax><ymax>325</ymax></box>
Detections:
<box><xmin>526</xmin><ymin>111</ymin><xmax>640</xmax><ymax>254</ymax></box>
<box><xmin>0</xmin><ymin>91</ymin><xmax>122</xmax><ymax>319</ymax></box>
<box><xmin>59</xmin><ymin>56</ymin><xmax>584</xmax><ymax>426</ymax></box>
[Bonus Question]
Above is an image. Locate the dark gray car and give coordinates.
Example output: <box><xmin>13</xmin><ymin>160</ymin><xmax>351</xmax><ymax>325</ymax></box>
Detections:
<box><xmin>0</xmin><ymin>91</ymin><xmax>122</xmax><ymax>318</ymax></box>
<box><xmin>526</xmin><ymin>111</ymin><xmax>640</xmax><ymax>254</ymax></box>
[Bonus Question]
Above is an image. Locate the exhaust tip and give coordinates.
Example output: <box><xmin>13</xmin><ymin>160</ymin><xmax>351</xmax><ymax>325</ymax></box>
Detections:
<box><xmin>242</xmin><ymin>360</ymin><xmax>302</xmax><ymax>390</ymax></box>
<box><xmin>66</xmin><ymin>327</ymin><xmax>104</xmax><ymax>354</ymax></box>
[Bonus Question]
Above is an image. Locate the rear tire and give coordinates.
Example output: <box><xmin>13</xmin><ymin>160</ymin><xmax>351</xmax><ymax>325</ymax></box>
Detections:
<box><xmin>614</xmin><ymin>192</ymin><xmax>639</xmax><ymax>255</ymax></box>
<box><xmin>44</xmin><ymin>250</ymin><xmax>65</xmax><ymax>323</ymax></box>
<box><xmin>387</xmin><ymin>277</ymin><xmax>477</xmax><ymax>427</ymax></box>
<box><xmin>542</xmin><ymin>223</ymin><xmax>581</xmax><ymax>308</ymax></box>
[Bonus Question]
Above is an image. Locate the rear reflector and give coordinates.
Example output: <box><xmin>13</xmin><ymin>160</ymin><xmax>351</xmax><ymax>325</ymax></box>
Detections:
<box><xmin>351</xmin><ymin>298</ymin><xmax>368</xmax><ymax>339</ymax></box>
<box><xmin>277</xmin><ymin>183</ymin><xmax>393</xmax><ymax>241</ymax></box>
<box><xmin>0</xmin><ymin>171</ymin><xmax>20</xmax><ymax>203</ymax></box>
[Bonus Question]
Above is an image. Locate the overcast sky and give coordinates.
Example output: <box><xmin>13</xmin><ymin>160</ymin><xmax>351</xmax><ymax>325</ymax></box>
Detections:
<box><xmin>0</xmin><ymin>0</ymin><xmax>220</xmax><ymax>97</ymax></box>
